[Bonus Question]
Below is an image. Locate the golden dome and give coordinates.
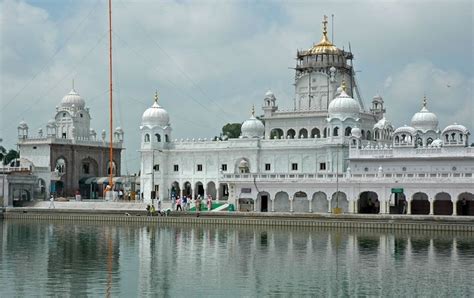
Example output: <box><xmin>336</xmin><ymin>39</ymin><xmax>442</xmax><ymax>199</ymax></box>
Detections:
<box><xmin>307</xmin><ymin>16</ymin><xmax>340</xmax><ymax>55</ymax></box>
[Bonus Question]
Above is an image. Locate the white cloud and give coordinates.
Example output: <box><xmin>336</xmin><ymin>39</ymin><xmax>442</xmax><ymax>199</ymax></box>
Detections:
<box><xmin>1</xmin><ymin>0</ymin><xmax>473</xmax><ymax>172</ymax></box>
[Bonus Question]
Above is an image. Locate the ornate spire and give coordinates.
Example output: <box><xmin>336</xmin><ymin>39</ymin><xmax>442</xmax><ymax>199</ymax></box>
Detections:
<box><xmin>72</xmin><ymin>79</ymin><xmax>75</xmax><ymax>90</ymax></box>
<box><xmin>307</xmin><ymin>15</ymin><xmax>339</xmax><ymax>55</ymax></box>
<box><xmin>341</xmin><ymin>79</ymin><xmax>347</xmax><ymax>92</ymax></box>
<box><xmin>251</xmin><ymin>105</ymin><xmax>255</xmax><ymax>117</ymax></box>
<box><xmin>154</xmin><ymin>90</ymin><xmax>159</xmax><ymax>103</ymax></box>
<box><xmin>322</xmin><ymin>15</ymin><xmax>328</xmax><ymax>39</ymax></box>
<box><xmin>422</xmin><ymin>95</ymin><xmax>427</xmax><ymax>108</ymax></box>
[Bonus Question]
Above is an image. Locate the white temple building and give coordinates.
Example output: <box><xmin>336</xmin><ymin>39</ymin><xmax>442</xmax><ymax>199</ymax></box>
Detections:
<box><xmin>140</xmin><ymin>17</ymin><xmax>474</xmax><ymax>216</ymax></box>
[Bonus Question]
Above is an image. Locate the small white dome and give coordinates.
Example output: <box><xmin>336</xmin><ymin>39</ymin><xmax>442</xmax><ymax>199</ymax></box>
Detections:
<box><xmin>115</xmin><ymin>126</ymin><xmax>123</xmax><ymax>133</ymax></box>
<box><xmin>328</xmin><ymin>90</ymin><xmax>360</xmax><ymax>118</ymax></box>
<box><xmin>442</xmin><ymin>123</ymin><xmax>469</xmax><ymax>135</ymax></box>
<box><xmin>46</xmin><ymin>119</ymin><xmax>56</xmax><ymax>127</ymax></box>
<box><xmin>372</xmin><ymin>94</ymin><xmax>383</xmax><ymax>103</ymax></box>
<box><xmin>374</xmin><ymin>116</ymin><xmax>392</xmax><ymax>130</ymax></box>
<box><xmin>411</xmin><ymin>100</ymin><xmax>438</xmax><ymax>132</ymax></box>
<box><xmin>18</xmin><ymin>120</ymin><xmax>28</xmax><ymax>129</ymax></box>
<box><xmin>394</xmin><ymin>125</ymin><xmax>416</xmax><ymax>135</ymax></box>
<box><xmin>142</xmin><ymin>101</ymin><xmax>170</xmax><ymax>127</ymax></box>
<box><xmin>241</xmin><ymin>113</ymin><xmax>264</xmax><ymax>138</ymax></box>
<box><xmin>60</xmin><ymin>88</ymin><xmax>85</xmax><ymax>109</ymax></box>
<box><xmin>430</xmin><ymin>138</ymin><xmax>443</xmax><ymax>147</ymax></box>
<box><xmin>351</xmin><ymin>127</ymin><xmax>361</xmax><ymax>138</ymax></box>
<box><xmin>265</xmin><ymin>90</ymin><xmax>274</xmax><ymax>98</ymax></box>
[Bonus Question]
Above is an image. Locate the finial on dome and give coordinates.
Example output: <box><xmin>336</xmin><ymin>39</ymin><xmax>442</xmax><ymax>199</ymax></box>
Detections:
<box><xmin>72</xmin><ymin>79</ymin><xmax>75</xmax><ymax>90</ymax></box>
<box><xmin>322</xmin><ymin>15</ymin><xmax>328</xmax><ymax>38</ymax></box>
<box><xmin>341</xmin><ymin>79</ymin><xmax>347</xmax><ymax>92</ymax></box>
<box><xmin>251</xmin><ymin>105</ymin><xmax>255</xmax><ymax>117</ymax></box>
<box><xmin>422</xmin><ymin>95</ymin><xmax>427</xmax><ymax>108</ymax></box>
<box><xmin>154</xmin><ymin>90</ymin><xmax>159</xmax><ymax>103</ymax></box>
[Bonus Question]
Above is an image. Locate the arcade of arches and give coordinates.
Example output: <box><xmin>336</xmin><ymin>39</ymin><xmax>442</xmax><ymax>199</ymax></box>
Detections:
<box><xmin>169</xmin><ymin>181</ymin><xmax>229</xmax><ymax>200</ymax></box>
<box><xmin>246</xmin><ymin>190</ymin><xmax>474</xmax><ymax>215</ymax></box>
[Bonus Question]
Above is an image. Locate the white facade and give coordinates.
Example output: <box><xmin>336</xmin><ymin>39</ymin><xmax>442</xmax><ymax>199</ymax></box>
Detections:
<box><xmin>139</xmin><ymin>18</ymin><xmax>474</xmax><ymax>216</ymax></box>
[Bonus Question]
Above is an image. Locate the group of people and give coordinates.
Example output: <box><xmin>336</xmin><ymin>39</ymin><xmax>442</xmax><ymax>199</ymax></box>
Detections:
<box><xmin>171</xmin><ymin>194</ymin><xmax>213</xmax><ymax>212</ymax></box>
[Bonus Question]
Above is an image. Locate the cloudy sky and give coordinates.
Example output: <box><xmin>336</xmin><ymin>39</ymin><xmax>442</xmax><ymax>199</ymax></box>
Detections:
<box><xmin>1</xmin><ymin>0</ymin><xmax>473</xmax><ymax>174</ymax></box>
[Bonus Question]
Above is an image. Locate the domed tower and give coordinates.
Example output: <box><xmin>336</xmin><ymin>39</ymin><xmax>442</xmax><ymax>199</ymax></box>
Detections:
<box><xmin>262</xmin><ymin>90</ymin><xmax>278</xmax><ymax>117</ymax></box>
<box><xmin>54</xmin><ymin>84</ymin><xmax>91</xmax><ymax>140</ymax></box>
<box><xmin>327</xmin><ymin>82</ymin><xmax>360</xmax><ymax>139</ymax></box>
<box><xmin>140</xmin><ymin>91</ymin><xmax>171</xmax><ymax>203</ymax></box>
<box><xmin>241</xmin><ymin>106</ymin><xmax>265</xmax><ymax>138</ymax></box>
<box><xmin>370</xmin><ymin>94</ymin><xmax>385</xmax><ymax>121</ymax></box>
<box><xmin>410</xmin><ymin>96</ymin><xmax>439</xmax><ymax>147</ymax></box>
<box><xmin>294</xmin><ymin>16</ymin><xmax>363</xmax><ymax>111</ymax></box>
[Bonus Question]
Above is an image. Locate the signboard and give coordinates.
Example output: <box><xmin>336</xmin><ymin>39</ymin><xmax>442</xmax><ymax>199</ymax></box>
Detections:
<box><xmin>391</xmin><ymin>188</ymin><xmax>404</xmax><ymax>194</ymax></box>
<box><xmin>241</xmin><ymin>188</ymin><xmax>252</xmax><ymax>193</ymax></box>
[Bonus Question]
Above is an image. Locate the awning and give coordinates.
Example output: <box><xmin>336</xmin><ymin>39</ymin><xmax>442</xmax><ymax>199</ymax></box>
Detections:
<box><xmin>85</xmin><ymin>177</ymin><xmax>97</xmax><ymax>184</ymax></box>
<box><xmin>113</xmin><ymin>177</ymin><xmax>124</xmax><ymax>183</ymax></box>
<box><xmin>96</xmin><ymin>177</ymin><xmax>110</xmax><ymax>184</ymax></box>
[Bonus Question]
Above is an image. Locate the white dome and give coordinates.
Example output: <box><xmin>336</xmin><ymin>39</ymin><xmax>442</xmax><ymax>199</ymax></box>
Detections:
<box><xmin>142</xmin><ymin>101</ymin><xmax>170</xmax><ymax>127</ymax></box>
<box><xmin>241</xmin><ymin>115</ymin><xmax>264</xmax><ymax>138</ymax></box>
<box><xmin>430</xmin><ymin>139</ymin><xmax>443</xmax><ymax>147</ymax></box>
<box><xmin>265</xmin><ymin>90</ymin><xmax>274</xmax><ymax>98</ymax></box>
<box><xmin>351</xmin><ymin>127</ymin><xmax>361</xmax><ymax>138</ymax></box>
<box><xmin>442</xmin><ymin>123</ymin><xmax>469</xmax><ymax>135</ymax></box>
<box><xmin>115</xmin><ymin>126</ymin><xmax>123</xmax><ymax>133</ymax></box>
<box><xmin>394</xmin><ymin>125</ymin><xmax>416</xmax><ymax>135</ymax></box>
<box><xmin>328</xmin><ymin>90</ymin><xmax>360</xmax><ymax>118</ymax></box>
<box><xmin>372</xmin><ymin>94</ymin><xmax>383</xmax><ymax>103</ymax></box>
<box><xmin>46</xmin><ymin>119</ymin><xmax>56</xmax><ymax>127</ymax></box>
<box><xmin>60</xmin><ymin>88</ymin><xmax>85</xmax><ymax>109</ymax></box>
<box><xmin>18</xmin><ymin>120</ymin><xmax>28</xmax><ymax>129</ymax></box>
<box><xmin>411</xmin><ymin>105</ymin><xmax>438</xmax><ymax>132</ymax></box>
<box><xmin>374</xmin><ymin>116</ymin><xmax>392</xmax><ymax>130</ymax></box>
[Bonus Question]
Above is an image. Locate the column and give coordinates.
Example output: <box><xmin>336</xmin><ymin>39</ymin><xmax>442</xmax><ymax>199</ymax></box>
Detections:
<box><xmin>407</xmin><ymin>200</ymin><xmax>412</xmax><ymax>215</ymax></box>
<box><xmin>180</xmin><ymin>188</ymin><xmax>183</xmax><ymax>198</ymax></box>
<box><xmin>452</xmin><ymin>199</ymin><xmax>457</xmax><ymax>216</ymax></box>
<box><xmin>429</xmin><ymin>199</ymin><xmax>434</xmax><ymax>215</ymax></box>
<box><xmin>217</xmin><ymin>185</ymin><xmax>221</xmax><ymax>201</ymax></box>
<box><xmin>254</xmin><ymin>198</ymin><xmax>258</xmax><ymax>212</ymax></box>
<box><xmin>309</xmin><ymin>199</ymin><xmax>313</xmax><ymax>213</ymax></box>
<box><xmin>290</xmin><ymin>196</ymin><xmax>294</xmax><ymax>212</ymax></box>
<box><xmin>271</xmin><ymin>198</ymin><xmax>275</xmax><ymax>212</ymax></box>
<box><xmin>328</xmin><ymin>198</ymin><xmax>332</xmax><ymax>213</ymax></box>
<box><xmin>192</xmin><ymin>188</ymin><xmax>195</xmax><ymax>200</ymax></box>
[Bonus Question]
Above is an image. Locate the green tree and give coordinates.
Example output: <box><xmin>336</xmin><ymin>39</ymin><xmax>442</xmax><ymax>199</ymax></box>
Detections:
<box><xmin>221</xmin><ymin>123</ymin><xmax>242</xmax><ymax>139</ymax></box>
<box><xmin>0</xmin><ymin>146</ymin><xmax>6</xmax><ymax>165</ymax></box>
<box><xmin>3</xmin><ymin>149</ymin><xmax>19</xmax><ymax>165</ymax></box>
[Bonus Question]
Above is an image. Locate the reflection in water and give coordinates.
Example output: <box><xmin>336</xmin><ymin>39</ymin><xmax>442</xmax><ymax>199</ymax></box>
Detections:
<box><xmin>0</xmin><ymin>220</ymin><xmax>473</xmax><ymax>296</ymax></box>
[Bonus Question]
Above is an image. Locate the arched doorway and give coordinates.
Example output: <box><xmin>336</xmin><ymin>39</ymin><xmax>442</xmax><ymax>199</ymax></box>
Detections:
<box><xmin>457</xmin><ymin>192</ymin><xmax>474</xmax><ymax>216</ymax></box>
<box><xmin>206</xmin><ymin>181</ymin><xmax>217</xmax><ymax>199</ymax></box>
<box><xmin>274</xmin><ymin>191</ymin><xmax>290</xmax><ymax>212</ymax></box>
<box><xmin>293</xmin><ymin>191</ymin><xmax>308</xmax><ymax>212</ymax></box>
<box><xmin>171</xmin><ymin>181</ymin><xmax>180</xmax><ymax>198</ymax></box>
<box><xmin>331</xmin><ymin>191</ymin><xmax>348</xmax><ymax>213</ymax></box>
<box><xmin>53</xmin><ymin>181</ymin><xmax>64</xmax><ymax>196</ymax></box>
<box><xmin>37</xmin><ymin>179</ymin><xmax>46</xmax><ymax>200</ymax></box>
<box><xmin>312</xmin><ymin>191</ymin><xmax>328</xmax><ymax>213</ymax></box>
<box><xmin>358</xmin><ymin>191</ymin><xmax>380</xmax><ymax>214</ymax></box>
<box><xmin>434</xmin><ymin>192</ymin><xmax>452</xmax><ymax>215</ymax></box>
<box><xmin>257</xmin><ymin>192</ymin><xmax>270</xmax><ymax>212</ymax></box>
<box><xmin>219</xmin><ymin>183</ymin><xmax>229</xmax><ymax>200</ymax></box>
<box><xmin>411</xmin><ymin>192</ymin><xmax>429</xmax><ymax>215</ymax></box>
<box><xmin>183</xmin><ymin>181</ymin><xmax>192</xmax><ymax>197</ymax></box>
<box><xmin>12</xmin><ymin>189</ymin><xmax>31</xmax><ymax>207</ymax></box>
<box><xmin>195</xmin><ymin>181</ymin><xmax>204</xmax><ymax>199</ymax></box>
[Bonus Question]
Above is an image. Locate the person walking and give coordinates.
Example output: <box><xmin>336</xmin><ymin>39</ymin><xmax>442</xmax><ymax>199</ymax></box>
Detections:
<box><xmin>49</xmin><ymin>194</ymin><xmax>55</xmax><ymax>209</ymax></box>
<box><xmin>182</xmin><ymin>195</ymin><xmax>187</xmax><ymax>211</ymax></box>
<box><xmin>196</xmin><ymin>195</ymin><xmax>201</xmax><ymax>217</ymax></box>
<box><xmin>207</xmin><ymin>195</ymin><xmax>212</xmax><ymax>211</ymax></box>
<box><xmin>176</xmin><ymin>197</ymin><xmax>182</xmax><ymax>211</ymax></box>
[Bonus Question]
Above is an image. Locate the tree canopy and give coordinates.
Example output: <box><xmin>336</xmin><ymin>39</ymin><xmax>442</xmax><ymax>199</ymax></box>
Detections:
<box><xmin>0</xmin><ymin>148</ymin><xmax>19</xmax><ymax>165</ymax></box>
<box><xmin>215</xmin><ymin>123</ymin><xmax>242</xmax><ymax>140</ymax></box>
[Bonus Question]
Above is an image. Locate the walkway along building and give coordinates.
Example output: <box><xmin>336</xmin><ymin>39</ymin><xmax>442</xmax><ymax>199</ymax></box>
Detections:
<box><xmin>139</xmin><ymin>17</ymin><xmax>474</xmax><ymax>216</ymax></box>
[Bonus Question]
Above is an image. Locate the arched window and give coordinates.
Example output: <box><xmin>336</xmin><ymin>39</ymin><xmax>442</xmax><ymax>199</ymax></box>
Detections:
<box><xmin>445</xmin><ymin>134</ymin><xmax>449</xmax><ymax>142</ymax></box>
<box><xmin>311</xmin><ymin>128</ymin><xmax>320</xmax><ymax>138</ymax></box>
<box><xmin>323</xmin><ymin>127</ymin><xmax>327</xmax><ymax>138</ymax></box>
<box><xmin>287</xmin><ymin>129</ymin><xmax>296</xmax><ymax>139</ymax></box>
<box><xmin>395</xmin><ymin>135</ymin><xmax>400</xmax><ymax>144</ymax></box>
<box><xmin>366</xmin><ymin>130</ymin><xmax>372</xmax><ymax>140</ymax></box>
<box><xmin>333</xmin><ymin>127</ymin><xmax>339</xmax><ymax>137</ymax></box>
<box><xmin>345</xmin><ymin>127</ymin><xmax>352</xmax><ymax>136</ymax></box>
<box><xmin>165</xmin><ymin>134</ymin><xmax>169</xmax><ymax>142</ymax></box>
<box><xmin>107</xmin><ymin>161</ymin><xmax>116</xmax><ymax>175</ymax></box>
<box><xmin>144</xmin><ymin>134</ymin><xmax>150</xmax><ymax>142</ymax></box>
<box><xmin>155</xmin><ymin>134</ymin><xmax>161</xmax><ymax>142</ymax></box>
<box><xmin>451</xmin><ymin>133</ymin><xmax>456</xmax><ymax>141</ymax></box>
<box><xmin>361</xmin><ymin>130</ymin><xmax>365</xmax><ymax>139</ymax></box>
<box><xmin>299</xmin><ymin>128</ymin><xmax>308</xmax><ymax>138</ymax></box>
<box><xmin>416</xmin><ymin>137</ymin><xmax>423</xmax><ymax>147</ymax></box>
<box><xmin>427</xmin><ymin>137</ymin><xmax>433</xmax><ymax>145</ymax></box>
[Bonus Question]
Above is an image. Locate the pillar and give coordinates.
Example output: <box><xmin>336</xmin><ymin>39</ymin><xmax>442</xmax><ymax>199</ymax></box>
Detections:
<box><xmin>452</xmin><ymin>199</ymin><xmax>457</xmax><ymax>216</ymax></box>
<box><xmin>407</xmin><ymin>200</ymin><xmax>412</xmax><ymax>215</ymax></box>
<box><xmin>254</xmin><ymin>198</ymin><xmax>258</xmax><ymax>212</ymax></box>
<box><xmin>271</xmin><ymin>198</ymin><xmax>275</xmax><ymax>212</ymax></box>
<box><xmin>180</xmin><ymin>188</ymin><xmax>183</xmax><ymax>198</ymax></box>
<box><xmin>192</xmin><ymin>187</ymin><xmax>195</xmax><ymax>200</ymax></box>
<box><xmin>429</xmin><ymin>199</ymin><xmax>434</xmax><ymax>215</ymax></box>
<box><xmin>328</xmin><ymin>199</ymin><xmax>332</xmax><ymax>213</ymax></box>
<box><xmin>290</xmin><ymin>196</ymin><xmax>294</xmax><ymax>212</ymax></box>
<box><xmin>309</xmin><ymin>199</ymin><xmax>313</xmax><ymax>212</ymax></box>
<box><xmin>217</xmin><ymin>184</ymin><xmax>221</xmax><ymax>201</ymax></box>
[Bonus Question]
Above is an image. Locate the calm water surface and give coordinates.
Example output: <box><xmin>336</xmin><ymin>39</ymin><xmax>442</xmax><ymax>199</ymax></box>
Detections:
<box><xmin>0</xmin><ymin>220</ymin><xmax>473</xmax><ymax>297</ymax></box>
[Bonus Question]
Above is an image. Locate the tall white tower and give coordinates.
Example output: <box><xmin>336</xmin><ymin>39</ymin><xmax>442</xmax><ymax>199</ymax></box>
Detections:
<box><xmin>139</xmin><ymin>92</ymin><xmax>172</xmax><ymax>203</ymax></box>
<box><xmin>54</xmin><ymin>85</ymin><xmax>91</xmax><ymax>140</ymax></box>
